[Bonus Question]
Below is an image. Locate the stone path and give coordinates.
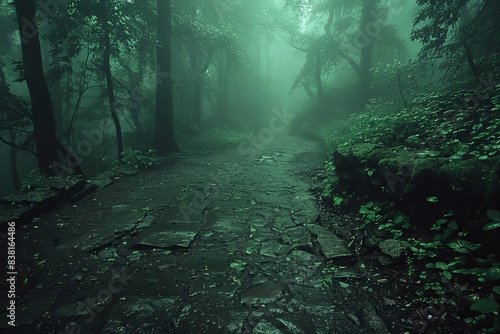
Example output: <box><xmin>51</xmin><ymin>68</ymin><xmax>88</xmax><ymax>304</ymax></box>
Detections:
<box><xmin>0</xmin><ymin>135</ymin><xmax>391</xmax><ymax>333</ymax></box>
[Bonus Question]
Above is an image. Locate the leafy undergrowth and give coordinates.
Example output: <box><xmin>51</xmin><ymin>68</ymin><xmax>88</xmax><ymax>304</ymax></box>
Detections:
<box><xmin>293</xmin><ymin>57</ymin><xmax>500</xmax><ymax>163</ymax></box>
<box><xmin>300</xmin><ymin>59</ymin><xmax>500</xmax><ymax>331</ymax></box>
<box><xmin>97</xmin><ymin>127</ymin><xmax>252</xmax><ymax>172</ymax></box>
<box><xmin>315</xmin><ymin>163</ymin><xmax>500</xmax><ymax>332</ymax></box>
<box><xmin>179</xmin><ymin>127</ymin><xmax>252</xmax><ymax>155</ymax></box>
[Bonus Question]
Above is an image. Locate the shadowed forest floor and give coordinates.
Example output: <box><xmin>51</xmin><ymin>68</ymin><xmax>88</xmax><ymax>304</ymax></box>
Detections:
<box><xmin>1</xmin><ymin>135</ymin><xmax>419</xmax><ymax>334</ymax></box>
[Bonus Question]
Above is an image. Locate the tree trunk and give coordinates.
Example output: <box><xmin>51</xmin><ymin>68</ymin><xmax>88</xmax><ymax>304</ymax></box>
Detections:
<box><xmin>459</xmin><ymin>4</ymin><xmax>481</xmax><ymax>78</ymax></box>
<box><xmin>359</xmin><ymin>0</ymin><xmax>377</xmax><ymax>99</ymax></box>
<box><xmin>9</xmin><ymin>129</ymin><xmax>20</xmax><ymax>191</ymax></box>
<box><xmin>14</xmin><ymin>0</ymin><xmax>60</xmax><ymax>175</ymax></box>
<box><xmin>190</xmin><ymin>43</ymin><xmax>212</xmax><ymax>129</ymax></box>
<box><xmin>303</xmin><ymin>81</ymin><xmax>316</xmax><ymax>100</ymax></box>
<box><xmin>0</xmin><ymin>66</ymin><xmax>20</xmax><ymax>190</ymax></box>
<box><xmin>132</xmin><ymin>55</ymin><xmax>146</xmax><ymax>136</ymax></box>
<box><xmin>266</xmin><ymin>42</ymin><xmax>272</xmax><ymax>82</ymax></box>
<box><xmin>51</xmin><ymin>57</ymin><xmax>64</xmax><ymax>140</ymax></box>
<box><xmin>101</xmin><ymin>0</ymin><xmax>123</xmax><ymax>161</ymax></box>
<box><xmin>153</xmin><ymin>0</ymin><xmax>178</xmax><ymax>153</ymax></box>
<box><xmin>192</xmin><ymin>76</ymin><xmax>202</xmax><ymax>128</ymax></box>
<box><xmin>315</xmin><ymin>50</ymin><xmax>324</xmax><ymax>101</ymax></box>
<box><xmin>116</xmin><ymin>55</ymin><xmax>145</xmax><ymax>137</ymax></box>
<box><xmin>216</xmin><ymin>53</ymin><xmax>228</xmax><ymax>119</ymax></box>
<box><xmin>462</xmin><ymin>41</ymin><xmax>481</xmax><ymax>78</ymax></box>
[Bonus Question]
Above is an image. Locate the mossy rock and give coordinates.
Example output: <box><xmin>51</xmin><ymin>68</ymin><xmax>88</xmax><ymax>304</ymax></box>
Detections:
<box><xmin>436</xmin><ymin>158</ymin><xmax>498</xmax><ymax>194</ymax></box>
<box><xmin>337</xmin><ymin>143</ymin><xmax>379</xmax><ymax>158</ymax></box>
<box><xmin>378</xmin><ymin>156</ymin><xmax>443</xmax><ymax>176</ymax></box>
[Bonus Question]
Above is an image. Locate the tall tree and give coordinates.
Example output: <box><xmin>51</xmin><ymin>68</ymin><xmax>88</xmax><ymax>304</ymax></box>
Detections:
<box><xmin>99</xmin><ymin>0</ymin><xmax>123</xmax><ymax>160</ymax></box>
<box><xmin>411</xmin><ymin>0</ymin><xmax>500</xmax><ymax>78</ymax></box>
<box><xmin>358</xmin><ymin>0</ymin><xmax>378</xmax><ymax>97</ymax></box>
<box><xmin>153</xmin><ymin>0</ymin><xmax>178</xmax><ymax>153</ymax></box>
<box><xmin>0</xmin><ymin>65</ymin><xmax>21</xmax><ymax>190</ymax></box>
<box><xmin>14</xmin><ymin>0</ymin><xmax>60</xmax><ymax>175</ymax></box>
<box><xmin>215</xmin><ymin>52</ymin><xmax>229</xmax><ymax>119</ymax></box>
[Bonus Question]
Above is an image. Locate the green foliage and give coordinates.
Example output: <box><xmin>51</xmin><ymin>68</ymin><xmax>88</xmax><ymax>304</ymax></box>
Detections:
<box><xmin>102</xmin><ymin>149</ymin><xmax>165</xmax><ymax>171</ymax></box>
<box><xmin>357</xmin><ymin>201</ymin><xmax>410</xmax><ymax>238</ymax></box>
<box><xmin>470</xmin><ymin>298</ymin><xmax>499</xmax><ymax>314</ymax></box>
<box><xmin>370</xmin><ymin>58</ymin><xmax>432</xmax><ymax>110</ymax></box>
<box><xmin>320</xmin><ymin>161</ymin><xmax>338</xmax><ymax>199</ymax></box>
<box><xmin>121</xmin><ymin>149</ymin><xmax>165</xmax><ymax>170</ymax></box>
<box><xmin>0</xmin><ymin>86</ymin><xmax>31</xmax><ymax>130</ymax></box>
<box><xmin>484</xmin><ymin>209</ymin><xmax>500</xmax><ymax>231</ymax></box>
<box><xmin>229</xmin><ymin>260</ymin><xmax>247</xmax><ymax>272</ymax></box>
<box><xmin>21</xmin><ymin>170</ymin><xmax>43</xmax><ymax>191</ymax></box>
<box><xmin>348</xmin><ymin>87</ymin><xmax>499</xmax><ymax>159</ymax></box>
<box><xmin>447</xmin><ymin>239</ymin><xmax>481</xmax><ymax>254</ymax></box>
<box><xmin>407</xmin><ymin>238</ymin><xmax>441</xmax><ymax>260</ymax></box>
<box><xmin>359</xmin><ymin>201</ymin><xmax>382</xmax><ymax>223</ymax></box>
<box><xmin>180</xmin><ymin>128</ymin><xmax>251</xmax><ymax>153</ymax></box>
<box><xmin>411</xmin><ymin>0</ymin><xmax>500</xmax><ymax>75</ymax></box>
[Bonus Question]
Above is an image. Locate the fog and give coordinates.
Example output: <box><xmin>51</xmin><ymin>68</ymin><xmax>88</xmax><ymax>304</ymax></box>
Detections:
<box><xmin>0</xmin><ymin>0</ymin><xmax>498</xmax><ymax>195</ymax></box>
<box><xmin>2</xmin><ymin>1</ymin><xmax>500</xmax><ymax>332</ymax></box>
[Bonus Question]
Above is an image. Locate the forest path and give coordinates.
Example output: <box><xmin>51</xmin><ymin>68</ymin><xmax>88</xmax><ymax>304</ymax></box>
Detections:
<box><xmin>2</xmin><ymin>135</ymin><xmax>391</xmax><ymax>334</ymax></box>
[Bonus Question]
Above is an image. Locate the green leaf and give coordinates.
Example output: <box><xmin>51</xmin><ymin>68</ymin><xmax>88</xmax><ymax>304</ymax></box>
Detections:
<box><xmin>492</xmin><ymin>286</ymin><xmax>500</xmax><ymax>294</ymax></box>
<box><xmin>487</xmin><ymin>209</ymin><xmax>500</xmax><ymax>222</ymax></box>
<box><xmin>453</xmin><ymin>269</ymin><xmax>471</xmax><ymax>275</ymax></box>
<box><xmin>426</xmin><ymin>196</ymin><xmax>439</xmax><ymax>203</ymax></box>
<box><xmin>35</xmin><ymin>259</ymin><xmax>46</xmax><ymax>267</ymax></box>
<box><xmin>470</xmin><ymin>298</ymin><xmax>499</xmax><ymax>314</ymax></box>
<box><xmin>484</xmin><ymin>222</ymin><xmax>500</xmax><ymax>231</ymax></box>
<box><xmin>485</xmin><ymin>267</ymin><xmax>500</xmax><ymax>281</ymax></box>
<box><xmin>443</xmin><ymin>271</ymin><xmax>452</xmax><ymax>280</ymax></box>
<box><xmin>435</xmin><ymin>262</ymin><xmax>448</xmax><ymax>270</ymax></box>
<box><xmin>426</xmin><ymin>251</ymin><xmax>437</xmax><ymax>257</ymax></box>
<box><xmin>394</xmin><ymin>214</ymin><xmax>404</xmax><ymax>224</ymax></box>
<box><xmin>447</xmin><ymin>240</ymin><xmax>481</xmax><ymax>253</ymax></box>
<box><xmin>435</xmin><ymin>218</ymin><xmax>447</xmax><ymax>225</ymax></box>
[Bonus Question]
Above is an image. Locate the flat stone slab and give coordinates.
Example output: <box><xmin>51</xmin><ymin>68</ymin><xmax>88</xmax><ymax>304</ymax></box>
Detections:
<box><xmin>282</xmin><ymin>226</ymin><xmax>313</xmax><ymax>249</ymax></box>
<box><xmin>306</xmin><ymin>225</ymin><xmax>355</xmax><ymax>264</ymax></box>
<box><xmin>289</xmin><ymin>285</ymin><xmax>334</xmax><ymax>307</ymax></box>
<box><xmin>241</xmin><ymin>281</ymin><xmax>283</xmax><ymax>305</ymax></box>
<box><xmin>54</xmin><ymin>287</ymin><xmax>109</xmax><ymax>318</ymax></box>
<box><xmin>14</xmin><ymin>288</ymin><xmax>62</xmax><ymax>326</ymax></box>
<box><xmin>135</xmin><ymin>223</ymin><xmax>201</xmax><ymax>248</ymax></box>
<box><xmin>131</xmin><ymin>204</ymin><xmax>203</xmax><ymax>249</ymax></box>
<box><xmin>0</xmin><ymin>205</ymin><xmax>32</xmax><ymax>225</ymax></box>
<box><xmin>175</xmin><ymin>306</ymin><xmax>248</xmax><ymax>334</ymax></box>
<box><xmin>3</xmin><ymin>188</ymin><xmax>59</xmax><ymax>205</ymax></box>
<box><xmin>189</xmin><ymin>275</ymin><xmax>239</xmax><ymax>300</ymax></box>
<box><xmin>88</xmin><ymin>170</ymin><xmax>116</xmax><ymax>189</ymax></box>
<box><xmin>101</xmin><ymin>296</ymin><xmax>177</xmax><ymax>334</ymax></box>
<box><xmin>258</xmin><ymin>240</ymin><xmax>293</xmax><ymax>258</ymax></box>
<box><xmin>70</xmin><ymin>212</ymin><xmax>144</xmax><ymax>252</ymax></box>
<box><xmin>333</xmin><ymin>268</ymin><xmax>364</xmax><ymax>279</ymax></box>
<box><xmin>183</xmin><ymin>251</ymin><xmax>229</xmax><ymax>273</ymax></box>
<box><xmin>208</xmin><ymin>214</ymin><xmax>248</xmax><ymax>234</ymax></box>
<box><xmin>31</xmin><ymin>176</ymin><xmax>86</xmax><ymax>197</ymax></box>
<box><xmin>121</xmin><ymin>268</ymin><xmax>186</xmax><ymax>297</ymax></box>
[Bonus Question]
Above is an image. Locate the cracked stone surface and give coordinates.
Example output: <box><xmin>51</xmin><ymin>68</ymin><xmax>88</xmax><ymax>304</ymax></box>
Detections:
<box><xmin>0</xmin><ymin>135</ymin><xmax>391</xmax><ymax>334</ymax></box>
